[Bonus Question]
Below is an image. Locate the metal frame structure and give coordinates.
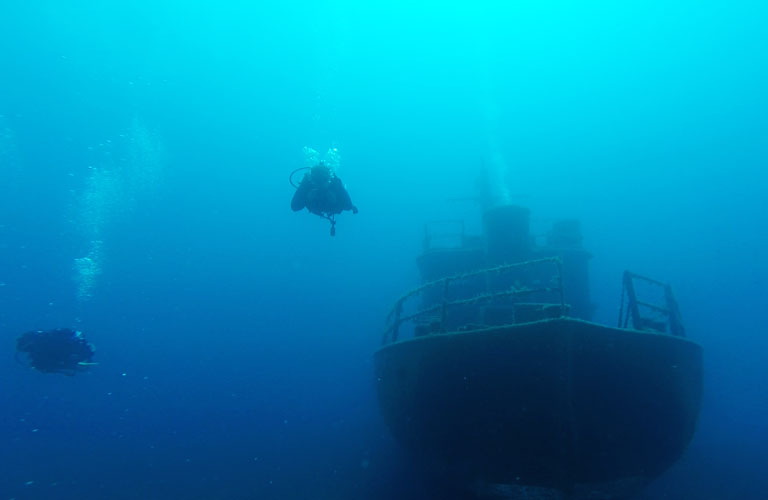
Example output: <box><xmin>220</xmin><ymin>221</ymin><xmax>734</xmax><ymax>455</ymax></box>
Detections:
<box><xmin>618</xmin><ymin>271</ymin><xmax>685</xmax><ymax>337</ymax></box>
<box><xmin>382</xmin><ymin>257</ymin><xmax>565</xmax><ymax>345</ymax></box>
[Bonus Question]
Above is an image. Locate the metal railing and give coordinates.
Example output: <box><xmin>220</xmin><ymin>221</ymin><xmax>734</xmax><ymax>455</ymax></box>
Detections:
<box><xmin>382</xmin><ymin>257</ymin><xmax>565</xmax><ymax>345</ymax></box>
<box><xmin>618</xmin><ymin>271</ymin><xmax>685</xmax><ymax>337</ymax></box>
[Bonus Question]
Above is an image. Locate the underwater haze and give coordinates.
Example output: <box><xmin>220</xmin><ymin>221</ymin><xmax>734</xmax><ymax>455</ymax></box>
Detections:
<box><xmin>1</xmin><ymin>1</ymin><xmax>766</xmax><ymax>499</ymax></box>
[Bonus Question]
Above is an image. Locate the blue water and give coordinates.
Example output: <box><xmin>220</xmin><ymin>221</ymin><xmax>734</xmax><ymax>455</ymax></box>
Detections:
<box><xmin>1</xmin><ymin>2</ymin><xmax>766</xmax><ymax>499</ymax></box>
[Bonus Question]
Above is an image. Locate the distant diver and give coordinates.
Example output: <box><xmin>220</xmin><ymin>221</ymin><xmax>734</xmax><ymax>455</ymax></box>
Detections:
<box><xmin>290</xmin><ymin>162</ymin><xmax>358</xmax><ymax>236</ymax></box>
<box><xmin>16</xmin><ymin>328</ymin><xmax>96</xmax><ymax>375</ymax></box>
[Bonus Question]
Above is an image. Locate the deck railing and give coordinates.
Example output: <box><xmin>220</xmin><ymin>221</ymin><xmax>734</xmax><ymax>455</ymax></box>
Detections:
<box><xmin>618</xmin><ymin>271</ymin><xmax>686</xmax><ymax>337</ymax></box>
<box><xmin>382</xmin><ymin>257</ymin><xmax>564</xmax><ymax>345</ymax></box>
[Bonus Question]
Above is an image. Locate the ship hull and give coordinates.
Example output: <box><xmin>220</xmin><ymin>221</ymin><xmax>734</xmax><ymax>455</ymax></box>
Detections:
<box><xmin>374</xmin><ymin>318</ymin><xmax>702</xmax><ymax>493</ymax></box>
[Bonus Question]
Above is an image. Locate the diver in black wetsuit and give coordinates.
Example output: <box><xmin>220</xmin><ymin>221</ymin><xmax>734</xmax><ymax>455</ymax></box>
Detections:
<box><xmin>16</xmin><ymin>328</ymin><xmax>96</xmax><ymax>375</ymax></box>
<box><xmin>291</xmin><ymin>163</ymin><xmax>358</xmax><ymax>236</ymax></box>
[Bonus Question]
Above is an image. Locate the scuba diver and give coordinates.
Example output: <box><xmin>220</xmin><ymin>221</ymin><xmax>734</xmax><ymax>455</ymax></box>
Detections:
<box><xmin>16</xmin><ymin>328</ymin><xmax>96</xmax><ymax>375</ymax></box>
<box><xmin>290</xmin><ymin>162</ymin><xmax>358</xmax><ymax>236</ymax></box>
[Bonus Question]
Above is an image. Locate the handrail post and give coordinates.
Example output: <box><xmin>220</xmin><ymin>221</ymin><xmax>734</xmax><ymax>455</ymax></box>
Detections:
<box><xmin>623</xmin><ymin>271</ymin><xmax>641</xmax><ymax>329</ymax></box>
<box><xmin>664</xmin><ymin>284</ymin><xmax>686</xmax><ymax>337</ymax></box>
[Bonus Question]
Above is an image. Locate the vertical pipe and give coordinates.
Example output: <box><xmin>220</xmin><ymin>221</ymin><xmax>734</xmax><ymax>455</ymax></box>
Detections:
<box><xmin>624</xmin><ymin>272</ymin><xmax>642</xmax><ymax>330</ymax></box>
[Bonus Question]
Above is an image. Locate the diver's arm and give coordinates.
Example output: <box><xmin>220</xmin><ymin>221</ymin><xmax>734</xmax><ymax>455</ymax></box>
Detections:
<box><xmin>291</xmin><ymin>176</ymin><xmax>311</xmax><ymax>211</ymax></box>
<box><xmin>331</xmin><ymin>177</ymin><xmax>357</xmax><ymax>213</ymax></box>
